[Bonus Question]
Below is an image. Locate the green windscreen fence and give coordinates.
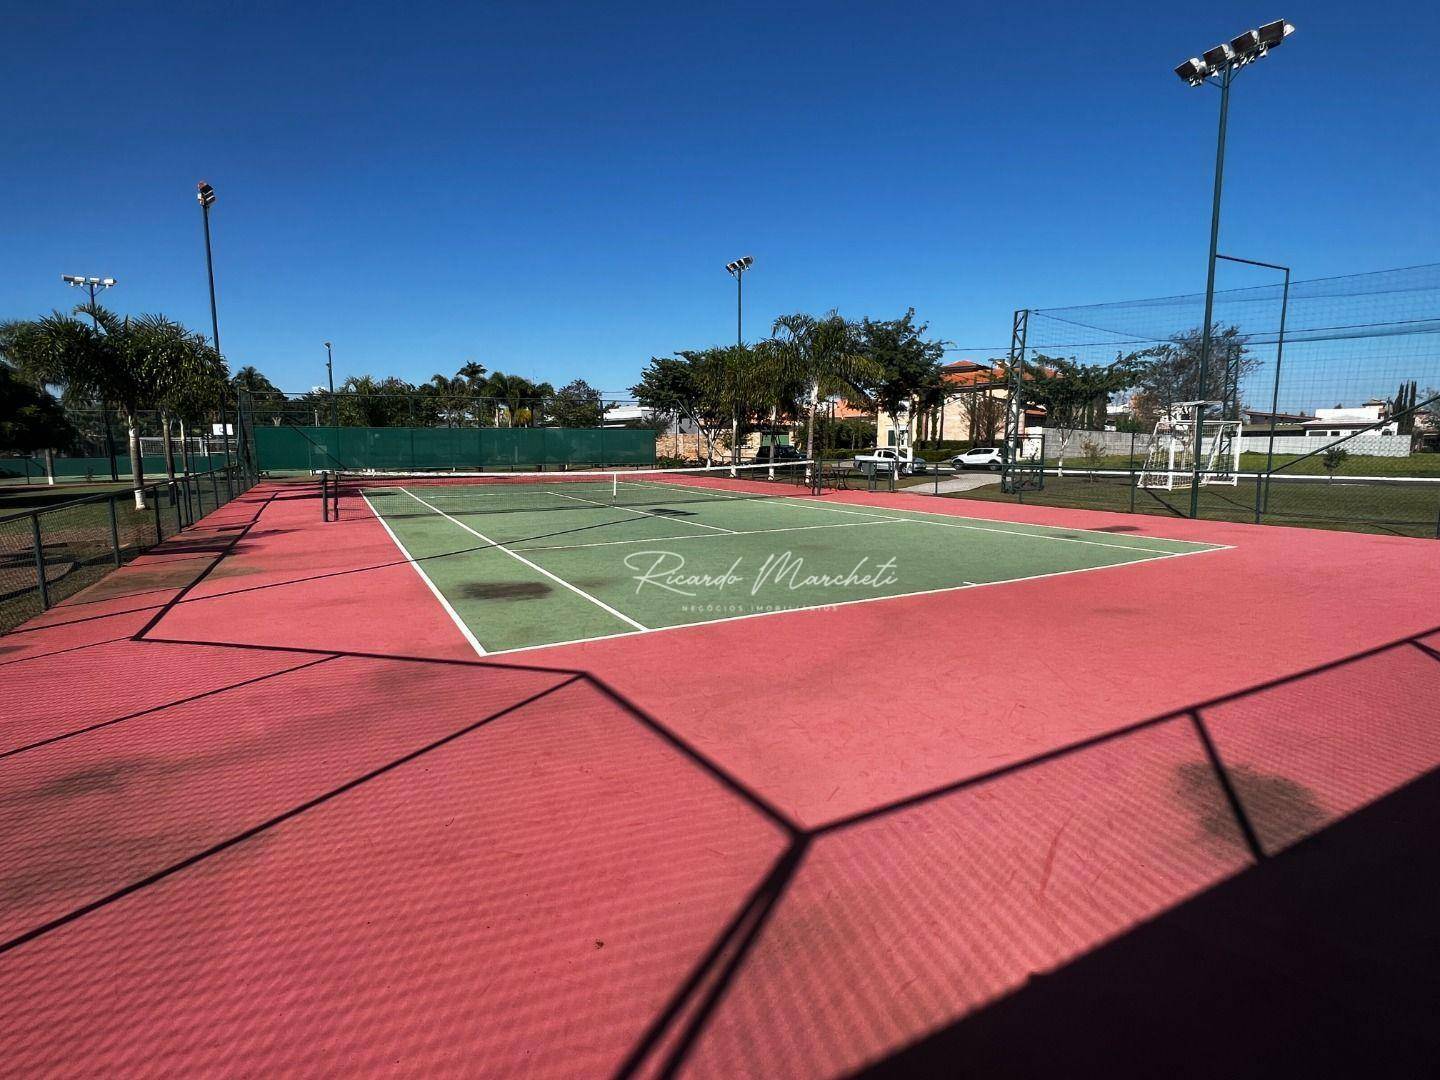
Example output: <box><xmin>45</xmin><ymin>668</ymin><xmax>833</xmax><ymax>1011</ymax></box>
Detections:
<box><xmin>254</xmin><ymin>425</ymin><xmax>656</xmax><ymax>473</ymax></box>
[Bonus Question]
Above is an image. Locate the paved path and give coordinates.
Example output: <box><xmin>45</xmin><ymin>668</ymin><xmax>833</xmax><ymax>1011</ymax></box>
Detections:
<box><xmin>910</xmin><ymin>471</ymin><xmax>1003</xmax><ymax>495</ymax></box>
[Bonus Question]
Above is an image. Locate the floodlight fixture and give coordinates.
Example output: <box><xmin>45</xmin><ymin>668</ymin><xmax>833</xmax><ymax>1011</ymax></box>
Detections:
<box><xmin>1202</xmin><ymin>43</ymin><xmax>1235</xmax><ymax>70</ymax></box>
<box><xmin>197</xmin><ymin>181</ymin><xmax>216</xmax><ymax>208</ymax></box>
<box><xmin>725</xmin><ymin>255</ymin><xmax>754</xmax><ymax>277</ymax></box>
<box><xmin>1230</xmin><ymin>30</ymin><xmax>1260</xmax><ymax>57</ymax></box>
<box><xmin>1174</xmin><ymin>58</ymin><xmax>1208</xmax><ymax>85</ymax></box>
<box><xmin>61</xmin><ymin>273</ymin><xmax>118</xmax><ymax>293</ymax></box>
<box><xmin>1258</xmin><ymin>19</ymin><xmax>1294</xmax><ymax>49</ymax></box>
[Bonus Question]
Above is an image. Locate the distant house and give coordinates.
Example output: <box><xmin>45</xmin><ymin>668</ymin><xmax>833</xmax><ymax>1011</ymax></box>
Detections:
<box><xmin>1239</xmin><ymin>407</ymin><xmax>1313</xmax><ymax>437</ymax></box>
<box><xmin>1301</xmin><ymin>404</ymin><xmax>1398</xmax><ymax>439</ymax></box>
<box><xmin>601</xmin><ymin>404</ymin><xmax>658</xmax><ymax>428</ymax></box>
<box><xmin>876</xmin><ymin>359</ymin><xmax>1038</xmax><ymax>447</ymax></box>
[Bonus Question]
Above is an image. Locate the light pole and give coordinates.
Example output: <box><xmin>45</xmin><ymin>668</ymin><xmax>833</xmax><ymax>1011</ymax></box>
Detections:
<box><xmin>1206</xmin><ymin>254</ymin><xmax>1292</xmax><ymax>521</ymax></box>
<box><xmin>725</xmin><ymin>256</ymin><xmax>754</xmax><ymax>472</ymax></box>
<box><xmin>1174</xmin><ymin>19</ymin><xmax>1295</xmax><ymax>517</ymax></box>
<box><xmin>196</xmin><ymin>181</ymin><xmax>239</xmax><ymax>475</ymax></box>
<box><xmin>60</xmin><ymin>274</ymin><xmax>121</xmax><ymax>480</ymax></box>
<box><xmin>324</xmin><ymin>341</ymin><xmax>338</xmax><ymax>467</ymax></box>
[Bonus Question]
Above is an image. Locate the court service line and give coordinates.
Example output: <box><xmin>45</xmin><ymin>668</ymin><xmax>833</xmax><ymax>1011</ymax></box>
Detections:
<box><xmin>361</xmin><ymin>491</ymin><xmax>489</xmax><ymax>658</ymax></box>
<box><xmin>400</xmin><ymin>488</ymin><xmax>649</xmax><ymax>631</ymax></box>
<box><xmin>531</xmin><ymin>516</ymin><xmax>906</xmax><ymax>552</ymax></box>
<box><xmin>475</xmin><ymin>540</ymin><xmax>1226</xmax><ymax>660</ymax></box>
<box><xmin>546</xmin><ymin>489</ymin><xmax>736</xmax><ymax>533</ymax></box>
<box><xmin>630</xmin><ymin>480</ymin><xmax>1223</xmax><ymax>555</ymax></box>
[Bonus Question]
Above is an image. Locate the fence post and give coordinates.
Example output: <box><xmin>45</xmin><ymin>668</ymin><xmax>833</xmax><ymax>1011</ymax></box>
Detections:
<box><xmin>108</xmin><ymin>496</ymin><xmax>122</xmax><ymax>566</ymax></box>
<box><xmin>211</xmin><ymin>466</ymin><xmax>220</xmax><ymax>508</ymax></box>
<box><xmin>174</xmin><ymin>483</ymin><xmax>184</xmax><ymax>533</ymax></box>
<box><xmin>1128</xmin><ymin>431</ymin><xmax>1137</xmax><ymax>514</ymax></box>
<box><xmin>31</xmin><ymin>512</ymin><xmax>50</xmax><ymax>611</ymax></box>
<box><xmin>154</xmin><ymin>493</ymin><xmax>163</xmax><ymax>544</ymax></box>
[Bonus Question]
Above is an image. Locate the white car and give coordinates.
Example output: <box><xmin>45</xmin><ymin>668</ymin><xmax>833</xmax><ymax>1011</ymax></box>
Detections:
<box><xmin>852</xmin><ymin>447</ymin><xmax>919</xmax><ymax>475</ymax></box>
<box><xmin>949</xmin><ymin>446</ymin><xmax>1006</xmax><ymax>471</ymax></box>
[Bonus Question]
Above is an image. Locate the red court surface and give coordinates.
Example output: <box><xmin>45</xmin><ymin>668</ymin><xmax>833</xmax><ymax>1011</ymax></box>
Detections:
<box><xmin>4</xmin><ymin>478</ymin><xmax>1440</xmax><ymax>1076</ymax></box>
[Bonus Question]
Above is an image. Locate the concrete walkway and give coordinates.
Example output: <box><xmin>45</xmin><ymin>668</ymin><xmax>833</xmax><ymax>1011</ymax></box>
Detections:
<box><xmin>910</xmin><ymin>471</ymin><xmax>1003</xmax><ymax>495</ymax></box>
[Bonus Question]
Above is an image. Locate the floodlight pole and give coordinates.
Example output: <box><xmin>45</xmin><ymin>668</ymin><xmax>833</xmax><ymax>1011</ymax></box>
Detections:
<box><xmin>1177</xmin><ymin>19</ymin><xmax>1295</xmax><ymax>517</ymax></box>
<box><xmin>61</xmin><ymin>275</ymin><xmax>122</xmax><ymax>480</ymax></box>
<box><xmin>725</xmin><ymin>256</ymin><xmax>753</xmax><ymax>473</ymax></box>
<box><xmin>325</xmin><ymin>341</ymin><xmax>338</xmax><ymax>466</ymax></box>
<box><xmin>1189</xmin><ymin>62</ymin><xmax>1233</xmax><ymax>517</ymax></box>
<box><xmin>196</xmin><ymin>181</ymin><xmax>236</xmax><ymax>475</ymax></box>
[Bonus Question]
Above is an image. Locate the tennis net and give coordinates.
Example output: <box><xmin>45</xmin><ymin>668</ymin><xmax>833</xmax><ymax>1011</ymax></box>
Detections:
<box><xmin>321</xmin><ymin>460</ymin><xmax>821</xmax><ymax>520</ymax></box>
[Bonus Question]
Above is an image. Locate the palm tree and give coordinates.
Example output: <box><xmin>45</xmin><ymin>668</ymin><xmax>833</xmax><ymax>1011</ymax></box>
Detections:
<box><xmin>456</xmin><ymin>362</ymin><xmax>488</xmax><ymax>426</ymax></box>
<box><xmin>3</xmin><ymin>305</ymin><xmax>167</xmax><ymax>507</ymax></box>
<box><xmin>768</xmin><ymin>312</ymin><xmax>883</xmax><ymax>472</ymax></box>
<box><xmin>483</xmin><ymin>372</ymin><xmax>551</xmax><ymax>427</ymax></box>
<box><xmin>138</xmin><ymin>317</ymin><xmax>227</xmax><ymax>480</ymax></box>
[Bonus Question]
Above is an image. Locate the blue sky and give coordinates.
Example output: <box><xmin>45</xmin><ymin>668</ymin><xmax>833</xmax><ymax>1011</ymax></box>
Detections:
<box><xmin>4</xmin><ymin>1</ymin><xmax>1437</xmax><ymax>396</ymax></box>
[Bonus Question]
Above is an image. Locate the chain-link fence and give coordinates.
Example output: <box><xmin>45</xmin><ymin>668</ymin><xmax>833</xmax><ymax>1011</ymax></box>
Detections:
<box><xmin>0</xmin><ymin>463</ymin><xmax>257</xmax><ymax>633</ymax></box>
<box><xmin>972</xmin><ymin>263</ymin><xmax>1440</xmax><ymax>538</ymax></box>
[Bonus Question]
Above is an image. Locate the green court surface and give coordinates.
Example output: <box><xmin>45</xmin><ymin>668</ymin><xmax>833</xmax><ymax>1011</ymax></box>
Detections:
<box><xmin>360</xmin><ymin>476</ymin><xmax>1226</xmax><ymax>655</ymax></box>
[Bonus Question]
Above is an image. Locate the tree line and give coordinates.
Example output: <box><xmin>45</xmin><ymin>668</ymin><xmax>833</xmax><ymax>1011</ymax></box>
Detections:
<box><xmin>632</xmin><ymin>309</ymin><xmax>947</xmax><ymax>465</ymax></box>
<box><xmin>234</xmin><ymin>365</ymin><xmax>613</xmax><ymax>431</ymax></box>
<box><xmin>1</xmin><ymin>304</ymin><xmax>227</xmax><ymax>507</ymax></box>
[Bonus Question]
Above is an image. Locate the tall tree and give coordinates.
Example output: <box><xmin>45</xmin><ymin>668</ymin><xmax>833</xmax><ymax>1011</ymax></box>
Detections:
<box><xmin>861</xmin><ymin>310</ymin><xmax>946</xmax><ymax>446</ymax></box>
<box><xmin>0</xmin><ymin>360</ymin><xmax>76</xmax><ymax>482</ymax></box>
<box><xmin>139</xmin><ymin>317</ymin><xmax>228</xmax><ymax>479</ymax></box>
<box><xmin>1391</xmin><ymin>379</ymin><xmax>1418</xmax><ymax>436</ymax></box>
<box><xmin>1130</xmin><ymin>325</ymin><xmax>1255</xmax><ymax>424</ymax></box>
<box><xmin>548</xmin><ymin>378</ymin><xmax>606</xmax><ymax>428</ymax></box>
<box><xmin>631</xmin><ymin>353</ymin><xmax>731</xmax><ymax>465</ymax></box>
<box><xmin>337</xmin><ymin>375</ymin><xmax>414</xmax><ymax>426</ymax></box>
<box><xmin>1023</xmin><ymin>355</ymin><xmax>1138</xmax><ymax>471</ymax></box>
<box><xmin>3</xmin><ymin>305</ymin><xmax>171</xmax><ymax>507</ymax></box>
<box><xmin>768</xmin><ymin>312</ymin><xmax>883</xmax><ymax>468</ymax></box>
<box><xmin>231</xmin><ymin>365</ymin><xmax>282</xmax><ymax>400</ymax></box>
<box><xmin>483</xmin><ymin>372</ymin><xmax>551</xmax><ymax>427</ymax></box>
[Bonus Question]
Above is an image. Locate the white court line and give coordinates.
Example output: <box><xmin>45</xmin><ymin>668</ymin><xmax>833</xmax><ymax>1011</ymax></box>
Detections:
<box><xmin>360</xmin><ymin>491</ymin><xmax>489</xmax><ymax>658</ymax></box>
<box><xmin>401</xmin><ymin>488</ymin><xmax>649</xmax><ymax>631</ymax></box>
<box><xmin>546</xmin><ymin>489</ymin><xmax>736</xmax><ymax>533</ymax></box>
<box><xmin>530</xmin><ymin>516</ymin><xmax>906</xmax><ymax>552</ymax></box>
<box><xmin>475</xmin><ymin>541</ymin><xmax>1227</xmax><ymax>660</ymax></box>
<box><xmin>631</xmin><ymin>479</ymin><xmax>1226</xmax><ymax>555</ymax></box>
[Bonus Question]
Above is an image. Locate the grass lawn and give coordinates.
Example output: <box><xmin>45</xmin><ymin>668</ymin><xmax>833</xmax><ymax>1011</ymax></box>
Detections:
<box><xmin>956</xmin><ymin>472</ymin><xmax>1440</xmax><ymax>539</ymax></box>
<box><xmin>0</xmin><ymin>474</ymin><xmax>247</xmax><ymax>633</ymax></box>
<box><xmin>1049</xmin><ymin>450</ymin><xmax>1440</xmax><ymax>479</ymax></box>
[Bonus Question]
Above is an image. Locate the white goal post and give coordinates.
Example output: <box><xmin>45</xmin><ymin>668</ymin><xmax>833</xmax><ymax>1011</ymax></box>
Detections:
<box><xmin>1137</xmin><ymin>401</ymin><xmax>1243</xmax><ymax>491</ymax></box>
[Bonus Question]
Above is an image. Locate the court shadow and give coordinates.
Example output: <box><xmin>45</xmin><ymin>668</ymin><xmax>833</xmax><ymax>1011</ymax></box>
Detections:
<box><xmin>855</xmin><ymin>764</ymin><xmax>1440</xmax><ymax>1079</ymax></box>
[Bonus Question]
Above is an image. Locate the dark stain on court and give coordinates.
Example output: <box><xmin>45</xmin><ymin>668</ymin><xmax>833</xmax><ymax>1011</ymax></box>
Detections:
<box><xmin>1176</xmin><ymin>760</ymin><xmax>1326</xmax><ymax>853</ymax></box>
<box><xmin>460</xmin><ymin>581</ymin><xmax>553</xmax><ymax>601</ymax></box>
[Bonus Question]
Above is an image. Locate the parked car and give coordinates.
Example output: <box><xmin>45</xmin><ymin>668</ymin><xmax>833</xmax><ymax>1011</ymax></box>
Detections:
<box><xmin>950</xmin><ymin>446</ymin><xmax>1006</xmax><ymax>471</ymax></box>
<box><xmin>853</xmin><ymin>446</ymin><xmax>920</xmax><ymax>475</ymax></box>
<box><xmin>750</xmin><ymin>444</ymin><xmax>804</xmax><ymax>464</ymax></box>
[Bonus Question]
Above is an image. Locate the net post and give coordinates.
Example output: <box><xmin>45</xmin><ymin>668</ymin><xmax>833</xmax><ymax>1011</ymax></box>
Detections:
<box><xmin>30</xmin><ymin>512</ymin><xmax>49</xmax><ymax>611</ymax></box>
<box><xmin>108</xmin><ymin>496</ymin><xmax>122</xmax><ymax>566</ymax></box>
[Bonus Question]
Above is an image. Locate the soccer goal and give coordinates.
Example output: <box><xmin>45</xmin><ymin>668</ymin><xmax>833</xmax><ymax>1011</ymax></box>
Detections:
<box><xmin>1137</xmin><ymin>401</ymin><xmax>1243</xmax><ymax>490</ymax></box>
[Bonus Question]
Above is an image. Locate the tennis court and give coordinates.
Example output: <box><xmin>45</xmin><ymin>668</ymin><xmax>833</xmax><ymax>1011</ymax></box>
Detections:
<box><xmin>6</xmin><ymin>471</ymin><xmax>1440</xmax><ymax>1077</ymax></box>
<box><xmin>339</xmin><ymin>464</ymin><xmax>1226</xmax><ymax>655</ymax></box>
